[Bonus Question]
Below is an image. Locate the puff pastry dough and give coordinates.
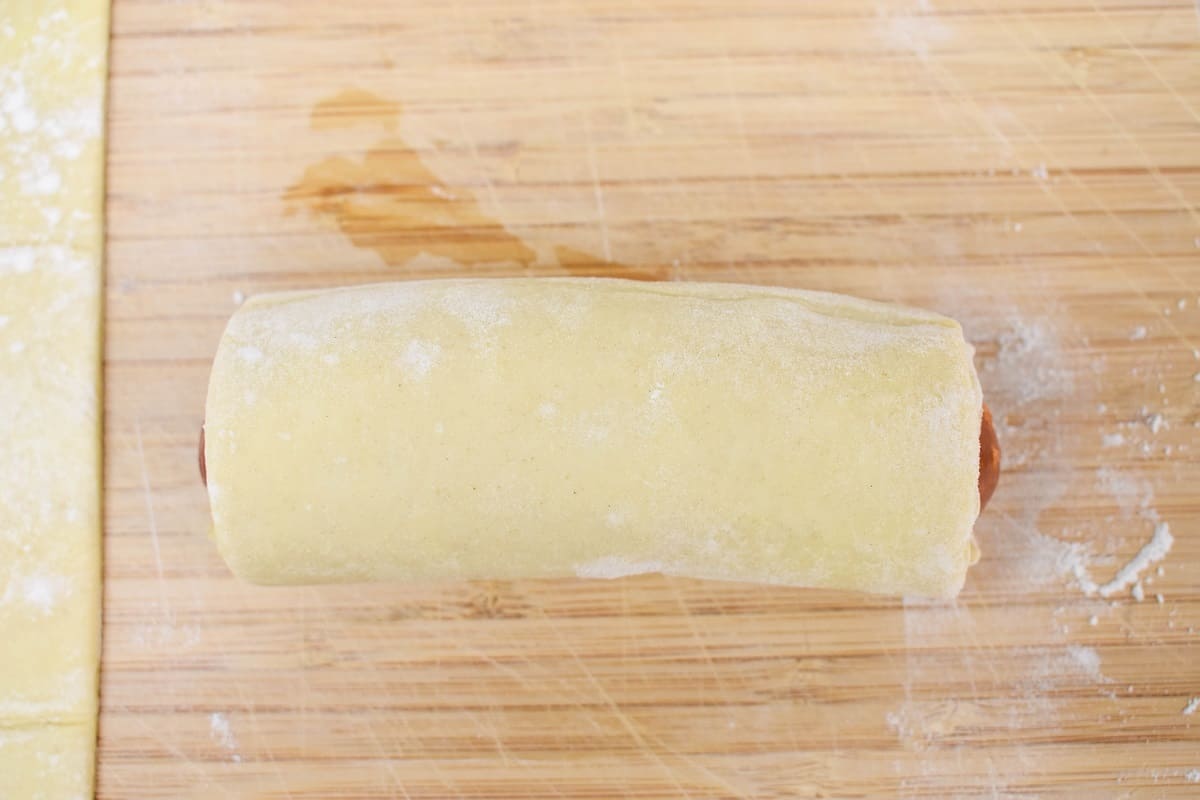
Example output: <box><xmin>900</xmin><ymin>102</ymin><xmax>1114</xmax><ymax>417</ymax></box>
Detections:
<box><xmin>0</xmin><ymin>1</ymin><xmax>108</xmax><ymax>796</ymax></box>
<box><xmin>205</xmin><ymin>278</ymin><xmax>982</xmax><ymax>599</ymax></box>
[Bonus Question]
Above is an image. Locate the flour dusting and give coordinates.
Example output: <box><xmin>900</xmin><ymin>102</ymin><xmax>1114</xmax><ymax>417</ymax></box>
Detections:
<box><xmin>236</xmin><ymin>346</ymin><xmax>263</xmax><ymax>364</ymax></box>
<box><xmin>1094</xmin><ymin>466</ymin><xmax>1154</xmax><ymax>519</ymax></box>
<box><xmin>1064</xmin><ymin>645</ymin><xmax>1104</xmax><ymax>683</ymax></box>
<box><xmin>1101</xmin><ymin>433</ymin><xmax>1124</xmax><ymax>448</ymax></box>
<box><xmin>0</xmin><ymin>572</ymin><xmax>69</xmax><ymax>615</ymax></box>
<box><xmin>209</xmin><ymin>712</ymin><xmax>242</xmax><ymax>762</ymax></box>
<box><xmin>400</xmin><ymin>339</ymin><xmax>441</xmax><ymax>379</ymax></box>
<box><xmin>0</xmin><ymin>246</ymin><xmax>37</xmax><ymax>274</ymax></box>
<box><xmin>1074</xmin><ymin>522</ymin><xmax>1174</xmax><ymax>598</ymax></box>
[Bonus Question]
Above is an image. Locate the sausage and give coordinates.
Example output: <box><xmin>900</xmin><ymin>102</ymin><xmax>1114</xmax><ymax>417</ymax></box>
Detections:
<box><xmin>978</xmin><ymin>403</ymin><xmax>1000</xmax><ymax>511</ymax></box>
<box><xmin>200</xmin><ymin>403</ymin><xmax>1002</xmax><ymax>510</ymax></box>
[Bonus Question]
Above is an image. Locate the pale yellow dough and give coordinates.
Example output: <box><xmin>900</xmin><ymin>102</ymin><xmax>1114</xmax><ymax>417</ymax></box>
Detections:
<box><xmin>0</xmin><ymin>2</ymin><xmax>108</xmax><ymax>796</ymax></box>
<box><xmin>206</xmin><ymin>278</ymin><xmax>982</xmax><ymax>599</ymax></box>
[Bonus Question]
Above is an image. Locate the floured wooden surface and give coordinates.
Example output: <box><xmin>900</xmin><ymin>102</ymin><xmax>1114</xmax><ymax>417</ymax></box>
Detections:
<box><xmin>102</xmin><ymin>0</ymin><xmax>1199</xmax><ymax>796</ymax></box>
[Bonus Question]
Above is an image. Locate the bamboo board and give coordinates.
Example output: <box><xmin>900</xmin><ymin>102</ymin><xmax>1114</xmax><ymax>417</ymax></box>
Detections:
<box><xmin>100</xmin><ymin>1</ymin><xmax>1200</xmax><ymax>796</ymax></box>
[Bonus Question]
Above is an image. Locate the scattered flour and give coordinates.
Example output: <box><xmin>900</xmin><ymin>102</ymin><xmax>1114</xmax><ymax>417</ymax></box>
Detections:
<box><xmin>236</xmin><ymin>346</ymin><xmax>263</xmax><ymax>364</ymax></box>
<box><xmin>1101</xmin><ymin>433</ymin><xmax>1125</xmax><ymax>448</ymax></box>
<box><xmin>985</xmin><ymin>316</ymin><xmax>1075</xmax><ymax>405</ymax></box>
<box><xmin>0</xmin><ymin>572</ymin><xmax>68</xmax><ymax>615</ymax></box>
<box><xmin>130</xmin><ymin>623</ymin><xmax>202</xmax><ymax>650</ymax></box>
<box><xmin>1094</xmin><ymin>466</ymin><xmax>1154</xmax><ymax>519</ymax></box>
<box><xmin>1002</xmin><ymin>523</ymin><xmax>1093</xmax><ymax>589</ymax></box>
<box><xmin>1187</xmin><ymin>769</ymin><xmax>1200</xmax><ymax>783</ymax></box>
<box><xmin>1064</xmin><ymin>645</ymin><xmax>1104</xmax><ymax>683</ymax></box>
<box><xmin>1021</xmin><ymin>644</ymin><xmax>1109</xmax><ymax>695</ymax></box>
<box><xmin>1129</xmin><ymin>325</ymin><xmax>1147</xmax><ymax>341</ymax></box>
<box><xmin>400</xmin><ymin>339</ymin><xmax>440</xmax><ymax>379</ymax></box>
<box><xmin>1074</xmin><ymin>522</ymin><xmax>1173</xmax><ymax>598</ymax></box>
<box><xmin>0</xmin><ymin>246</ymin><xmax>36</xmax><ymax>274</ymax></box>
<box><xmin>1183</xmin><ymin>697</ymin><xmax>1200</xmax><ymax>716</ymax></box>
<box><xmin>876</xmin><ymin>3</ymin><xmax>954</xmax><ymax>60</ymax></box>
<box><xmin>209</xmin><ymin>712</ymin><xmax>242</xmax><ymax>762</ymax></box>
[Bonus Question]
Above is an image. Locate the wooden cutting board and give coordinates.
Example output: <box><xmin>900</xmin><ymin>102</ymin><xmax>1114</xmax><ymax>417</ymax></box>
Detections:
<box><xmin>100</xmin><ymin>0</ymin><xmax>1199</xmax><ymax>796</ymax></box>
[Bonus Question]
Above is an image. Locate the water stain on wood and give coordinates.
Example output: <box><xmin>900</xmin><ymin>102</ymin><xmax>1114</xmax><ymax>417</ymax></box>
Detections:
<box><xmin>284</xmin><ymin>88</ymin><xmax>665</xmax><ymax>280</ymax></box>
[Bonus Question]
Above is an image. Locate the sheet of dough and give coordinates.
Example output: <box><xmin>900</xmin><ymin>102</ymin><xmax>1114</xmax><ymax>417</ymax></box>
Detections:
<box><xmin>206</xmin><ymin>278</ymin><xmax>982</xmax><ymax>599</ymax></box>
<box><xmin>0</xmin><ymin>2</ymin><xmax>108</xmax><ymax>796</ymax></box>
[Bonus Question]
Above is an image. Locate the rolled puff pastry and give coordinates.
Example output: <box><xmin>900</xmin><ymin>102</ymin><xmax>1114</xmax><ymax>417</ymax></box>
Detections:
<box><xmin>204</xmin><ymin>278</ymin><xmax>982</xmax><ymax>598</ymax></box>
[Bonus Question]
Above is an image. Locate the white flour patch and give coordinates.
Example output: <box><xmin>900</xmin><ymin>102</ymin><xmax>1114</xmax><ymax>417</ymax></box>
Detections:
<box><xmin>1187</xmin><ymin>769</ymin><xmax>1200</xmax><ymax>783</ymax></box>
<box><xmin>575</xmin><ymin>557</ymin><xmax>665</xmax><ymax>579</ymax></box>
<box><xmin>439</xmin><ymin>282</ymin><xmax>514</xmax><ymax>345</ymax></box>
<box><xmin>400</xmin><ymin>339</ymin><xmax>440</xmax><ymax>379</ymax></box>
<box><xmin>1074</xmin><ymin>522</ymin><xmax>1173</xmax><ymax>598</ymax></box>
<box><xmin>0</xmin><ymin>572</ymin><xmax>69</xmax><ymax>614</ymax></box>
<box><xmin>1024</xmin><ymin>645</ymin><xmax>1109</xmax><ymax>693</ymax></box>
<box><xmin>1182</xmin><ymin>697</ymin><xmax>1200</xmax><ymax>715</ymax></box>
<box><xmin>1094</xmin><ymin>466</ymin><xmax>1155</xmax><ymax>519</ymax></box>
<box><xmin>287</xmin><ymin>332</ymin><xmax>317</xmax><ymax>350</ymax></box>
<box><xmin>209</xmin><ymin>712</ymin><xmax>242</xmax><ymax>762</ymax></box>
<box><xmin>986</xmin><ymin>317</ymin><xmax>1075</xmax><ymax>406</ymax></box>
<box><xmin>236</xmin><ymin>346</ymin><xmax>263</xmax><ymax>364</ymax></box>
<box><xmin>1001</xmin><ymin>522</ymin><xmax>1093</xmax><ymax>589</ymax></box>
<box><xmin>0</xmin><ymin>246</ymin><xmax>36</xmax><ymax>274</ymax></box>
<box><xmin>130</xmin><ymin>623</ymin><xmax>202</xmax><ymax>650</ymax></box>
<box><xmin>1064</xmin><ymin>645</ymin><xmax>1104</xmax><ymax>682</ymax></box>
<box><xmin>1101</xmin><ymin>433</ymin><xmax>1125</xmax><ymax>448</ymax></box>
<box><xmin>876</xmin><ymin>2</ymin><xmax>954</xmax><ymax>60</ymax></box>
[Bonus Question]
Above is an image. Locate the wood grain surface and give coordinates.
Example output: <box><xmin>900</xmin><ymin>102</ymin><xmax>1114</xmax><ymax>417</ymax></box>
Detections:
<box><xmin>101</xmin><ymin>0</ymin><xmax>1199</xmax><ymax>796</ymax></box>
